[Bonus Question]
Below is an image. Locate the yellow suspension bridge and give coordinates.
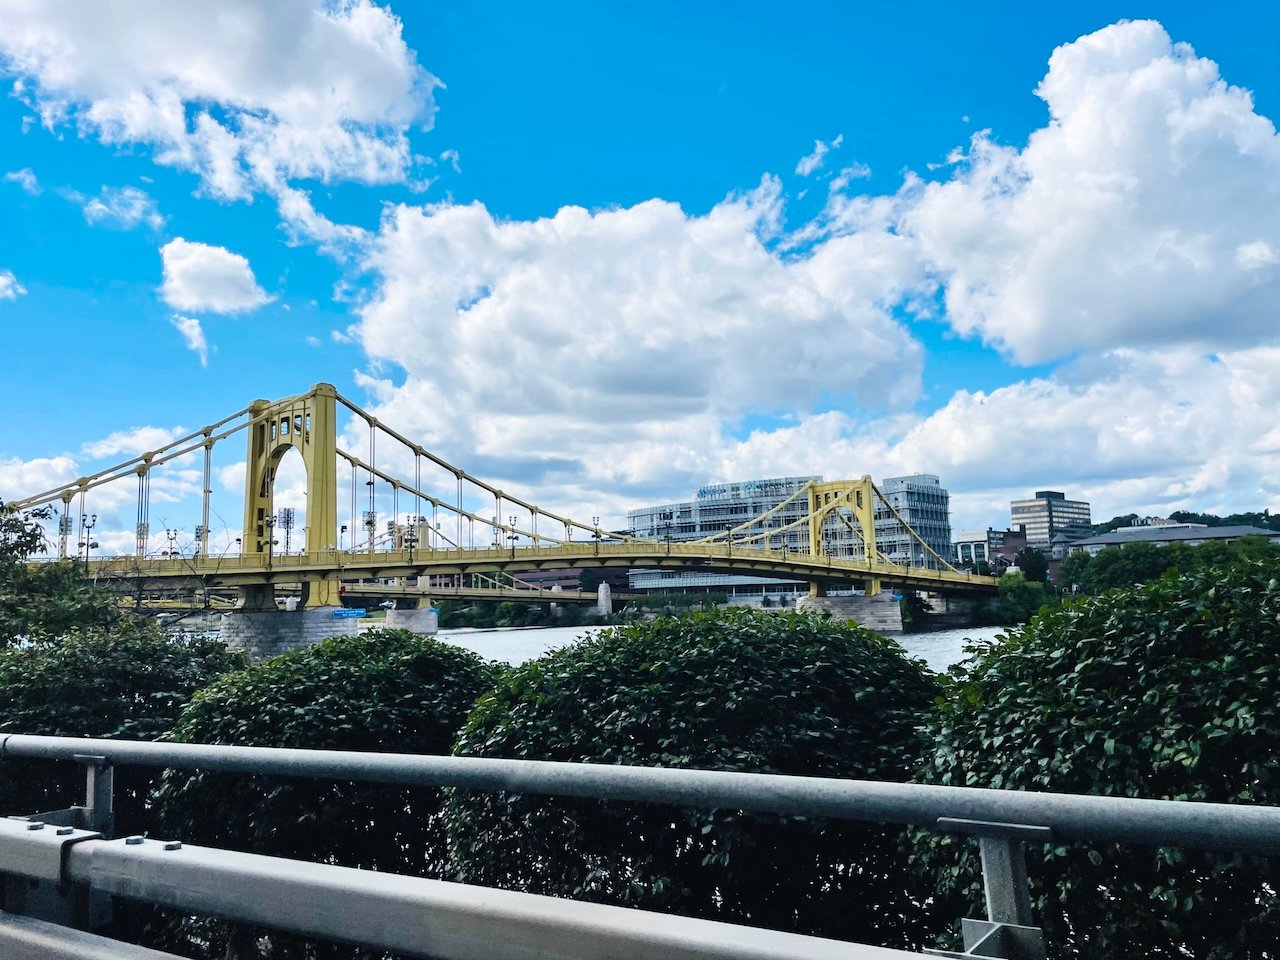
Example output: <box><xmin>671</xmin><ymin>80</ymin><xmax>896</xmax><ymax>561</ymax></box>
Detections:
<box><xmin>10</xmin><ymin>383</ymin><xmax>998</xmax><ymax>608</ymax></box>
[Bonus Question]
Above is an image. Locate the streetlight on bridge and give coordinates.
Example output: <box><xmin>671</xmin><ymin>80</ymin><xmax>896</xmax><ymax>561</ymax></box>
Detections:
<box><xmin>79</xmin><ymin>514</ymin><xmax>98</xmax><ymax>562</ymax></box>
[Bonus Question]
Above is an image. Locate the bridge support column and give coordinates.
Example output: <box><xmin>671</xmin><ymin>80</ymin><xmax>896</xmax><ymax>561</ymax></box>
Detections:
<box><xmin>302</xmin><ymin>576</ymin><xmax>341</xmax><ymax>609</ymax></box>
<box><xmin>596</xmin><ymin>583</ymin><xmax>612</xmax><ymax>616</ymax></box>
<box><xmin>797</xmin><ymin>592</ymin><xmax>903</xmax><ymax>633</ymax></box>
<box><xmin>219</xmin><ymin>607</ymin><xmax>357</xmax><ymax>661</ymax></box>
<box><xmin>236</xmin><ymin>584</ymin><xmax>277</xmax><ymax>612</ymax></box>
<box><xmin>383</xmin><ymin>606</ymin><xmax>439</xmax><ymax>635</ymax></box>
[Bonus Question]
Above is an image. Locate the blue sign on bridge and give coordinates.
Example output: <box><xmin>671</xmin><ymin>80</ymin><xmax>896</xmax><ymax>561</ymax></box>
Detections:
<box><xmin>333</xmin><ymin>608</ymin><xmax>367</xmax><ymax>619</ymax></box>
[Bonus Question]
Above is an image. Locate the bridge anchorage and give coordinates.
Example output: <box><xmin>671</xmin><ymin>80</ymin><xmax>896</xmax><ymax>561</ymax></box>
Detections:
<box><xmin>11</xmin><ymin>383</ymin><xmax>998</xmax><ymax>654</ymax></box>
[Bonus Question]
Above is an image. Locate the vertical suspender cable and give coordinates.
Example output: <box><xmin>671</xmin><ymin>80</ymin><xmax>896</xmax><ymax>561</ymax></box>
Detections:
<box><xmin>368</xmin><ymin>420</ymin><xmax>376</xmax><ymax>556</ymax></box>
<box><xmin>201</xmin><ymin>438</ymin><xmax>212</xmax><ymax>559</ymax></box>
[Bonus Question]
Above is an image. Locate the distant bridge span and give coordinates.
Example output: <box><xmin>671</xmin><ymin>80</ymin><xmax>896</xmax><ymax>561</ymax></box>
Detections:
<box><xmin>12</xmin><ymin>383</ymin><xmax>999</xmax><ymax>606</ymax></box>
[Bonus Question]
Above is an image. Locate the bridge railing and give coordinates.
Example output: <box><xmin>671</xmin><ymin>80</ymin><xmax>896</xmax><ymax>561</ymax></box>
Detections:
<box><xmin>81</xmin><ymin>540</ymin><xmax>998</xmax><ymax>590</ymax></box>
<box><xmin>2</xmin><ymin>735</ymin><xmax>1277</xmax><ymax>959</ymax></box>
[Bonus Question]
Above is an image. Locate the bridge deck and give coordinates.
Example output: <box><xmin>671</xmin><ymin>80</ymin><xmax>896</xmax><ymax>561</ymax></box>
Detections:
<box><xmin>77</xmin><ymin>542</ymin><xmax>999</xmax><ymax>594</ymax></box>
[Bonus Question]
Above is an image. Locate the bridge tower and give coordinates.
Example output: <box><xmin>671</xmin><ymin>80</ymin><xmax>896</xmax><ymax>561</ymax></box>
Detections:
<box><xmin>241</xmin><ymin>383</ymin><xmax>340</xmax><ymax>607</ymax></box>
<box><xmin>806</xmin><ymin>477</ymin><xmax>880</xmax><ymax>596</ymax></box>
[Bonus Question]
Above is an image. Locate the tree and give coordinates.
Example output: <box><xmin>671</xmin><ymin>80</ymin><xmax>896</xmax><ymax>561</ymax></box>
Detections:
<box><xmin>1013</xmin><ymin>546</ymin><xmax>1049</xmax><ymax>583</ymax></box>
<box><xmin>151</xmin><ymin>629</ymin><xmax>497</xmax><ymax>958</ymax></box>
<box><xmin>0</xmin><ymin>620</ymin><xmax>245</xmax><ymax>829</ymax></box>
<box><xmin>996</xmin><ymin>570</ymin><xmax>1048</xmax><ymax>624</ymax></box>
<box><xmin>1092</xmin><ymin>513</ymin><xmax>1140</xmax><ymax>534</ymax></box>
<box><xmin>443</xmin><ymin>608</ymin><xmax>940</xmax><ymax>950</ymax></box>
<box><xmin>1056</xmin><ymin>550</ymin><xmax>1092</xmax><ymax>594</ymax></box>
<box><xmin>0</xmin><ymin>503</ymin><xmax>117</xmax><ymax>645</ymax></box>
<box><xmin>914</xmin><ymin>562</ymin><xmax>1280</xmax><ymax>958</ymax></box>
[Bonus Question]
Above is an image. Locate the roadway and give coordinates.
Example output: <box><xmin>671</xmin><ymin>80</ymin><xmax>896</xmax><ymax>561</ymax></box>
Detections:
<box><xmin>77</xmin><ymin>541</ymin><xmax>1000</xmax><ymax>596</ymax></box>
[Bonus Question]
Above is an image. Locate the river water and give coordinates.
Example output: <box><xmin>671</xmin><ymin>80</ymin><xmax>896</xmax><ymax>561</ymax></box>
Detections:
<box><xmin>436</xmin><ymin>623</ymin><xmax>1010</xmax><ymax>674</ymax></box>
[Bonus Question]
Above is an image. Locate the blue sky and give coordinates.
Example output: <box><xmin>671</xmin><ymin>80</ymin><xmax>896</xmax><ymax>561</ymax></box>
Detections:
<box><xmin>1</xmin><ymin>1</ymin><xmax>1278</xmax><ymax>553</ymax></box>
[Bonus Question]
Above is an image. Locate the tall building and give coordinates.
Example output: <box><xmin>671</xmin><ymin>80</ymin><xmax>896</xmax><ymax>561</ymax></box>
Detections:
<box><xmin>875</xmin><ymin>474</ymin><xmax>953</xmax><ymax>570</ymax></box>
<box><xmin>1010</xmin><ymin>491</ymin><xmax>1092</xmax><ymax>549</ymax></box>
<box><xmin>626</xmin><ymin>473</ymin><xmax>954</xmax><ymax>597</ymax></box>
<box><xmin>627</xmin><ymin>477</ymin><xmax>817</xmax><ymax>599</ymax></box>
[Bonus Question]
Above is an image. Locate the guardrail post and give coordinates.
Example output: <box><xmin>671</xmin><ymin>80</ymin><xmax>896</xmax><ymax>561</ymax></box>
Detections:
<box><xmin>925</xmin><ymin>818</ymin><xmax>1048</xmax><ymax>960</ymax></box>
<box><xmin>79</xmin><ymin>754</ymin><xmax>115</xmax><ymax>838</ymax></box>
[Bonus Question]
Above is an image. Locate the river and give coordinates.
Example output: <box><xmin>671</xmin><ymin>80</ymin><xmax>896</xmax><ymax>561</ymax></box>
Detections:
<box><xmin>435</xmin><ymin>623</ymin><xmax>1010</xmax><ymax>673</ymax></box>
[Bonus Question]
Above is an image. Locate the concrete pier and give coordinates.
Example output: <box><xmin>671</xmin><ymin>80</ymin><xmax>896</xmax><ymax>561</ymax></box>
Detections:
<box><xmin>796</xmin><ymin>592</ymin><xmax>904</xmax><ymax>633</ymax></box>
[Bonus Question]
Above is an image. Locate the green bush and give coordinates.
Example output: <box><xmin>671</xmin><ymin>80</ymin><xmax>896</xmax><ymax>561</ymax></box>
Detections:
<box><xmin>443</xmin><ymin>607</ymin><xmax>939</xmax><ymax>949</ymax></box>
<box><xmin>915</xmin><ymin>562</ymin><xmax>1280</xmax><ymax>958</ymax></box>
<box><xmin>0</xmin><ymin>621</ymin><xmax>245</xmax><ymax>829</ymax></box>
<box><xmin>151</xmin><ymin>629</ymin><xmax>497</xmax><ymax>958</ymax></box>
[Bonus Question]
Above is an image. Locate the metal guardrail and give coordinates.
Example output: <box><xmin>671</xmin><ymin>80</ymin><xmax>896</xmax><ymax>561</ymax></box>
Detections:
<box><xmin>2</xmin><ymin>734</ymin><xmax>1278</xmax><ymax>959</ymax></box>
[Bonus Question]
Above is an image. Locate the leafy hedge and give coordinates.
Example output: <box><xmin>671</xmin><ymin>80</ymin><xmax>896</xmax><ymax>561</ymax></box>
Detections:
<box><xmin>0</xmin><ymin>621</ymin><xmax>245</xmax><ymax>829</ymax></box>
<box><xmin>914</xmin><ymin>562</ymin><xmax>1280</xmax><ymax>958</ymax></box>
<box><xmin>443</xmin><ymin>607</ymin><xmax>939</xmax><ymax>949</ymax></box>
<box><xmin>150</xmin><ymin>629</ymin><xmax>498</xmax><ymax>958</ymax></box>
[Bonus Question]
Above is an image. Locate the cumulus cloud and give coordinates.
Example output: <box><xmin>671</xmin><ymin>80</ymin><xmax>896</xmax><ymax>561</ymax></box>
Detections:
<box><xmin>899</xmin><ymin>19</ymin><xmax>1280</xmax><ymax>363</ymax></box>
<box><xmin>0</xmin><ymin>270</ymin><xmax>26</xmax><ymax>300</ymax></box>
<box><xmin>0</xmin><ymin>455</ymin><xmax>78</xmax><ymax>502</ymax></box>
<box><xmin>82</xmin><ymin>425</ymin><xmax>186</xmax><ymax>459</ymax></box>
<box><xmin>83</xmin><ymin>185</ymin><xmax>164</xmax><ymax>229</ymax></box>
<box><xmin>160</xmin><ymin>238</ymin><xmax>270</xmax><ymax>313</ymax></box>
<box><xmin>4</xmin><ymin>168</ymin><xmax>40</xmax><ymax>194</ymax></box>
<box><xmin>795</xmin><ymin>134</ymin><xmax>843</xmax><ymax>176</ymax></box>
<box><xmin>170</xmin><ymin>315</ymin><xmax>208</xmax><ymax>366</ymax></box>
<box><xmin>352</xmin><ymin>177</ymin><xmax>926</xmax><ymax>516</ymax></box>
<box><xmin>707</xmin><ymin>346</ymin><xmax>1280</xmax><ymax>526</ymax></box>
<box><xmin>0</xmin><ymin>0</ymin><xmax>437</xmax><ymax>241</ymax></box>
<box><xmin>340</xmin><ymin>20</ymin><xmax>1280</xmax><ymax>528</ymax></box>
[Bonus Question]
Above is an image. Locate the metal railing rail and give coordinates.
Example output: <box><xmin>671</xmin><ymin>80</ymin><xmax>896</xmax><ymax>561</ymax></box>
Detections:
<box><xmin>0</xmin><ymin>818</ymin><xmax>913</xmax><ymax>960</ymax></box>
<box><xmin>4</xmin><ymin>734</ymin><xmax>1280</xmax><ymax>959</ymax></box>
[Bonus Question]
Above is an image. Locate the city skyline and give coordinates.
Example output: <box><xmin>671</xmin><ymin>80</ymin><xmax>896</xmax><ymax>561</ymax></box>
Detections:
<box><xmin>1</xmin><ymin>2</ymin><xmax>1277</xmax><ymax>549</ymax></box>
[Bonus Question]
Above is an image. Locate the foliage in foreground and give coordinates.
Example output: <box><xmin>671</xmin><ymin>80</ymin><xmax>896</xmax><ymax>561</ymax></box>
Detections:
<box><xmin>151</xmin><ymin>629</ymin><xmax>498</xmax><ymax>959</ymax></box>
<box><xmin>0</xmin><ymin>621</ymin><xmax>245</xmax><ymax>829</ymax></box>
<box><xmin>443</xmin><ymin>607</ymin><xmax>940</xmax><ymax>950</ymax></box>
<box><xmin>915</xmin><ymin>562</ymin><xmax>1280</xmax><ymax>959</ymax></box>
<box><xmin>0</xmin><ymin>503</ymin><xmax>118</xmax><ymax>646</ymax></box>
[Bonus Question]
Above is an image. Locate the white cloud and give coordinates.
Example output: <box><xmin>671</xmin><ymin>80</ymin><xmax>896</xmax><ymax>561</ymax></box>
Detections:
<box><xmin>4</xmin><ymin>168</ymin><xmax>40</xmax><ymax>194</ymax></box>
<box><xmin>0</xmin><ymin>0</ymin><xmax>437</xmax><ymax>241</ymax></box>
<box><xmin>160</xmin><ymin>238</ymin><xmax>270</xmax><ymax>313</ymax></box>
<box><xmin>0</xmin><ymin>455</ymin><xmax>78</xmax><ymax>502</ymax></box>
<box><xmin>83</xmin><ymin>185</ymin><xmax>163</xmax><ymax>229</ymax></box>
<box><xmin>899</xmin><ymin>20</ymin><xmax>1280</xmax><ymax>363</ymax></box>
<box><xmin>0</xmin><ymin>270</ymin><xmax>25</xmax><ymax>300</ymax></box>
<box><xmin>351</xmin><ymin>176</ymin><xmax>927</xmax><ymax>521</ymax></box>
<box><xmin>795</xmin><ymin>134</ymin><xmax>843</xmax><ymax>176</ymax></box>
<box><xmin>82</xmin><ymin>425</ymin><xmax>186</xmax><ymax>460</ymax></box>
<box><xmin>170</xmin><ymin>315</ymin><xmax>208</xmax><ymax>366</ymax></box>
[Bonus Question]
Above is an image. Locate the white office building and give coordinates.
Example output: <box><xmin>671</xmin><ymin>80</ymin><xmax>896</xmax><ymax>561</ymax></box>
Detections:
<box><xmin>626</xmin><ymin>473</ymin><xmax>954</xmax><ymax>597</ymax></box>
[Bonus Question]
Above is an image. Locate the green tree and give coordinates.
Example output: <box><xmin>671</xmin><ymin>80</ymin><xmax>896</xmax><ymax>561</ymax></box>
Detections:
<box><xmin>914</xmin><ymin>562</ymin><xmax>1280</xmax><ymax>958</ymax></box>
<box><xmin>0</xmin><ymin>503</ymin><xmax>117</xmax><ymax>645</ymax></box>
<box><xmin>1057</xmin><ymin>550</ymin><xmax>1092</xmax><ymax>594</ymax></box>
<box><xmin>997</xmin><ymin>571</ymin><xmax>1048</xmax><ymax>623</ymax></box>
<box><xmin>0</xmin><ymin>621</ymin><xmax>244</xmax><ymax>829</ymax></box>
<box><xmin>152</xmin><ymin>629</ymin><xmax>498</xmax><ymax>958</ymax></box>
<box><xmin>443</xmin><ymin>608</ymin><xmax>940</xmax><ymax>950</ymax></box>
<box><xmin>1014</xmin><ymin>546</ymin><xmax>1049</xmax><ymax>583</ymax></box>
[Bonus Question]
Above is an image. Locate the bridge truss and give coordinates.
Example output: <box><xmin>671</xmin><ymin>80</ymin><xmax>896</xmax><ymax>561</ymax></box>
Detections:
<box><xmin>9</xmin><ymin>383</ymin><xmax>997</xmax><ymax>607</ymax></box>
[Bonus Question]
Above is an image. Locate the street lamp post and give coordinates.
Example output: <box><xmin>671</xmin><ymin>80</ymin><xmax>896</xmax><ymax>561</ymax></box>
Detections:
<box><xmin>79</xmin><ymin>513</ymin><xmax>98</xmax><ymax>563</ymax></box>
<box><xmin>507</xmin><ymin>514</ymin><xmax>518</xmax><ymax>560</ymax></box>
<box><xmin>591</xmin><ymin>516</ymin><xmax>600</xmax><ymax>557</ymax></box>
